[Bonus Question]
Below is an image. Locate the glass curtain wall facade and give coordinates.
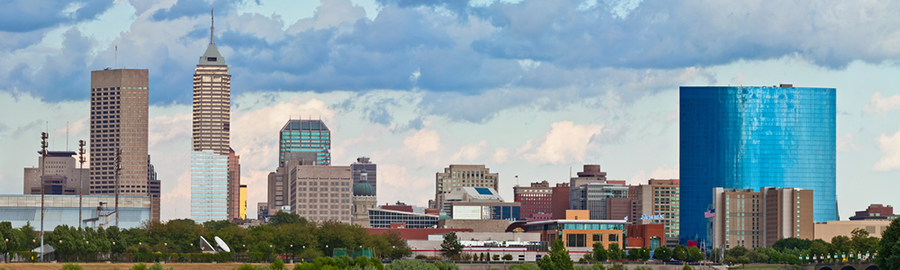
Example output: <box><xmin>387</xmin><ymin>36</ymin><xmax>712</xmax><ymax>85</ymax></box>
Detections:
<box><xmin>279</xmin><ymin>120</ymin><xmax>331</xmax><ymax>166</ymax></box>
<box><xmin>679</xmin><ymin>86</ymin><xmax>837</xmax><ymax>247</ymax></box>
<box><xmin>191</xmin><ymin>150</ymin><xmax>229</xmax><ymax>222</ymax></box>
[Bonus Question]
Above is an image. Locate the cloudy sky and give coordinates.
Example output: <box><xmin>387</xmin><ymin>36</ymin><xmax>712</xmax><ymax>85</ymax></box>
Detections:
<box><xmin>2</xmin><ymin>0</ymin><xmax>900</xmax><ymax>221</ymax></box>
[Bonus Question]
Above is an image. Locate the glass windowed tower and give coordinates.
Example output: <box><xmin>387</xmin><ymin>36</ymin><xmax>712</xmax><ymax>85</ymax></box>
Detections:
<box><xmin>279</xmin><ymin>120</ymin><xmax>331</xmax><ymax>166</ymax></box>
<box><xmin>679</xmin><ymin>85</ymin><xmax>837</xmax><ymax>247</ymax></box>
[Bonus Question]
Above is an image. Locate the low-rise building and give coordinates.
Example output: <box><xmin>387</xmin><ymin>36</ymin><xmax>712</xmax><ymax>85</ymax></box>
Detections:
<box><xmin>850</xmin><ymin>204</ymin><xmax>897</xmax><ymax>221</ymax></box>
<box><xmin>369</xmin><ymin>208</ymin><xmax>439</xmax><ymax>229</ymax></box>
<box><xmin>524</xmin><ymin>210</ymin><xmax>627</xmax><ymax>252</ymax></box>
<box><xmin>0</xmin><ymin>194</ymin><xmax>150</xmax><ymax>229</ymax></box>
<box><xmin>514</xmin><ymin>181</ymin><xmax>553</xmax><ymax>220</ymax></box>
<box><xmin>815</xmin><ymin>220</ymin><xmax>893</xmax><ymax>241</ymax></box>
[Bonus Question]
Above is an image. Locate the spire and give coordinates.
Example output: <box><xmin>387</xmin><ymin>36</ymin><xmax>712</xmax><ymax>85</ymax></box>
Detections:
<box><xmin>210</xmin><ymin>7</ymin><xmax>214</xmax><ymax>44</ymax></box>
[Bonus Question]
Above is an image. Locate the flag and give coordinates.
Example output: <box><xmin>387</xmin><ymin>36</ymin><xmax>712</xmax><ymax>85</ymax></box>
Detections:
<box><xmin>704</xmin><ymin>209</ymin><xmax>716</xmax><ymax>218</ymax></box>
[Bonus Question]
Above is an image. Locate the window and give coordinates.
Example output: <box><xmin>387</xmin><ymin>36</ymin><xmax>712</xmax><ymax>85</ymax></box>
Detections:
<box><xmin>566</xmin><ymin>234</ymin><xmax>586</xmax><ymax>247</ymax></box>
<box><xmin>608</xmin><ymin>234</ymin><xmax>619</xmax><ymax>242</ymax></box>
<box><xmin>593</xmin><ymin>234</ymin><xmax>602</xmax><ymax>242</ymax></box>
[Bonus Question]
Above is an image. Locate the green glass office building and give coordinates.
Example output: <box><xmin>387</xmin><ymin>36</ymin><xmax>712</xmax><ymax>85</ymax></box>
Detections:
<box><xmin>279</xmin><ymin>119</ymin><xmax>331</xmax><ymax>166</ymax></box>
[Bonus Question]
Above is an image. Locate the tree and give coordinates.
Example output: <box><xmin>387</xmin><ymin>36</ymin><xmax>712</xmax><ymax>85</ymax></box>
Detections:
<box><xmin>626</xmin><ymin>248</ymin><xmax>640</xmax><ymax>261</ymax></box>
<box><xmin>638</xmin><ymin>247</ymin><xmax>651</xmax><ymax>261</ymax></box>
<box><xmin>538</xmin><ymin>239</ymin><xmax>573</xmax><ymax>270</ymax></box>
<box><xmin>876</xmin><ymin>218</ymin><xmax>900</xmax><ymax>269</ymax></box>
<box><xmin>687</xmin><ymin>246</ymin><xmax>704</xmax><ymax>262</ymax></box>
<box><xmin>809</xmin><ymin>241</ymin><xmax>828</xmax><ymax>262</ymax></box>
<box><xmin>607</xmin><ymin>243</ymin><xmax>623</xmax><ymax>261</ymax></box>
<box><xmin>830</xmin><ymin>235</ymin><xmax>852</xmax><ymax>255</ymax></box>
<box><xmin>269</xmin><ymin>212</ymin><xmax>304</xmax><ymax>227</ymax></box>
<box><xmin>851</xmin><ymin>228</ymin><xmax>880</xmax><ymax>255</ymax></box>
<box><xmin>672</xmin><ymin>245</ymin><xmax>689</xmax><ymax>261</ymax></box>
<box><xmin>653</xmin><ymin>246</ymin><xmax>672</xmax><ymax>262</ymax></box>
<box><xmin>772</xmin><ymin>237</ymin><xmax>813</xmax><ymax>252</ymax></box>
<box><xmin>440</xmin><ymin>232</ymin><xmax>463</xmax><ymax>259</ymax></box>
<box><xmin>592</xmin><ymin>242</ymin><xmax>608</xmax><ymax>262</ymax></box>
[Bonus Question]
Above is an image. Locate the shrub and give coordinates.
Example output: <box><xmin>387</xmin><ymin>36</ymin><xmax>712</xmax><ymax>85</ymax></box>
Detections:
<box><xmin>130</xmin><ymin>263</ymin><xmax>148</xmax><ymax>270</ymax></box>
<box><xmin>509</xmin><ymin>263</ymin><xmax>540</xmax><ymax>270</ymax></box>
<box><xmin>433</xmin><ymin>261</ymin><xmax>459</xmax><ymax>270</ymax></box>
<box><xmin>61</xmin><ymin>263</ymin><xmax>84</xmax><ymax>270</ymax></box>
<box><xmin>681</xmin><ymin>264</ymin><xmax>693</xmax><ymax>270</ymax></box>
<box><xmin>236</xmin><ymin>264</ymin><xmax>257</xmax><ymax>270</ymax></box>
<box><xmin>415</xmin><ymin>254</ymin><xmax>428</xmax><ymax>260</ymax></box>
<box><xmin>271</xmin><ymin>258</ymin><xmax>286</xmax><ymax>270</ymax></box>
<box><xmin>149</xmin><ymin>263</ymin><xmax>172</xmax><ymax>270</ymax></box>
<box><xmin>385</xmin><ymin>260</ymin><xmax>439</xmax><ymax>270</ymax></box>
<box><xmin>502</xmin><ymin>254</ymin><xmax>513</xmax><ymax>261</ymax></box>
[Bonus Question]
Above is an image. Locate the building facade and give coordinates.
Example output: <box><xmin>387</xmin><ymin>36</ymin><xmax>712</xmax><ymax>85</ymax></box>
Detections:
<box><xmin>710</xmin><ymin>187</ymin><xmax>814</xmax><ymax>250</ymax></box>
<box><xmin>434</xmin><ymin>165</ymin><xmax>498</xmax><ymax>211</ymax></box>
<box><xmin>0</xmin><ymin>194</ymin><xmax>150</xmax><ymax>229</ymax></box>
<box><xmin>514</xmin><ymin>181</ymin><xmax>553</xmax><ymax>220</ymax></box>
<box><xmin>288</xmin><ymin>165</ymin><xmax>352</xmax><ymax>223</ymax></box>
<box><xmin>24</xmin><ymin>151</ymin><xmax>89</xmax><ymax>195</ymax></box>
<box><xmin>191</xmin><ymin>12</ymin><xmax>235</xmax><ymax>223</ymax></box>
<box><xmin>279</xmin><ymin>119</ymin><xmax>331</xmax><ymax>166</ymax></box>
<box><xmin>257</xmin><ymin>202</ymin><xmax>268</xmax><ymax>221</ymax></box>
<box><xmin>850</xmin><ymin>204</ymin><xmax>896</xmax><ymax>220</ymax></box>
<box><xmin>570</xmin><ymin>183</ymin><xmax>628</xmax><ymax>220</ymax></box>
<box><xmin>239</xmin><ymin>184</ymin><xmax>247</xmax><ymax>220</ymax></box>
<box><xmin>352</xmin><ymin>180</ymin><xmax>377</xmax><ymax>227</ymax></box>
<box><xmin>368</xmin><ymin>208</ymin><xmax>439</xmax><ymax>229</ymax></box>
<box><xmin>352</xmin><ymin>157</ymin><xmax>376</xmax><ymax>191</ymax></box>
<box><xmin>637</xmin><ymin>179</ymin><xmax>679</xmax><ymax>246</ymax></box>
<box><xmin>680</xmin><ymin>85</ymin><xmax>837</xmax><ymax>247</ymax></box>
<box><xmin>89</xmin><ymin>69</ymin><xmax>149</xmax><ymax>197</ymax></box>
<box><xmin>228</xmin><ymin>148</ymin><xmax>241</xmax><ymax>220</ymax></box>
<box><xmin>525</xmin><ymin>219</ymin><xmax>627</xmax><ymax>252</ymax></box>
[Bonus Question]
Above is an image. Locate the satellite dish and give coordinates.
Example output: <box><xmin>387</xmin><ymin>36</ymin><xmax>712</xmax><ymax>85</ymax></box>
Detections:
<box><xmin>200</xmin><ymin>236</ymin><xmax>216</xmax><ymax>253</ymax></box>
<box><xmin>214</xmin><ymin>236</ymin><xmax>231</xmax><ymax>252</ymax></box>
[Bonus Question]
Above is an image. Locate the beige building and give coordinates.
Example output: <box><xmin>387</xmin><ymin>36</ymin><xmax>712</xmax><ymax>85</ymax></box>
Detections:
<box><xmin>24</xmin><ymin>151</ymin><xmax>89</xmax><ymax>195</ymax></box>
<box><xmin>634</xmin><ymin>179</ymin><xmax>680</xmax><ymax>246</ymax></box>
<box><xmin>289</xmin><ymin>165</ymin><xmax>352</xmax><ymax>223</ymax></box>
<box><xmin>433</xmin><ymin>165</ymin><xmax>498</xmax><ymax>210</ymax></box>
<box><xmin>89</xmin><ymin>69</ymin><xmax>150</xmax><ymax>199</ymax></box>
<box><xmin>815</xmin><ymin>220</ymin><xmax>892</xmax><ymax>241</ymax></box>
<box><xmin>191</xmin><ymin>11</ymin><xmax>237</xmax><ymax>222</ymax></box>
<box><xmin>711</xmin><ymin>187</ymin><xmax>813</xmax><ymax>249</ymax></box>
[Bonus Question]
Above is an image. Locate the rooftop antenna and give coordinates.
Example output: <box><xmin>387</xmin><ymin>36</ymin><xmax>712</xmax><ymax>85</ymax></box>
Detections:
<box><xmin>66</xmin><ymin>121</ymin><xmax>69</xmax><ymax>151</ymax></box>
<box><xmin>115</xmin><ymin>45</ymin><xmax>117</xmax><ymax>69</ymax></box>
<box><xmin>210</xmin><ymin>7</ymin><xmax>215</xmax><ymax>44</ymax></box>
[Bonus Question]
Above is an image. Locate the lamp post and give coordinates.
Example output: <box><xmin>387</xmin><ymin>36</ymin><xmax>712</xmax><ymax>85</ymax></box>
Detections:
<box><xmin>78</xmin><ymin>140</ymin><xmax>85</xmax><ymax>229</ymax></box>
<box><xmin>39</xmin><ymin>132</ymin><xmax>48</xmax><ymax>262</ymax></box>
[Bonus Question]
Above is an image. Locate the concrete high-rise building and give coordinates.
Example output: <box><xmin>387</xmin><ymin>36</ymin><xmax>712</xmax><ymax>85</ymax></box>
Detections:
<box><xmin>147</xmin><ymin>159</ymin><xmax>161</xmax><ymax>222</ymax></box>
<box><xmin>352</xmin><ymin>157</ymin><xmax>376</xmax><ymax>191</ymax></box>
<box><xmin>191</xmin><ymin>10</ymin><xmax>234</xmax><ymax>223</ymax></box>
<box><xmin>514</xmin><ymin>181</ymin><xmax>552</xmax><ymax>220</ymax></box>
<box><xmin>279</xmin><ymin>119</ymin><xmax>331</xmax><ymax>167</ymax></box>
<box><xmin>89</xmin><ymin>69</ymin><xmax>149</xmax><ymax>199</ymax></box>
<box><xmin>710</xmin><ymin>187</ymin><xmax>813</xmax><ymax>249</ymax></box>
<box><xmin>228</xmin><ymin>148</ymin><xmax>241</xmax><ymax>220</ymax></box>
<box><xmin>433</xmin><ymin>165</ymin><xmax>498</xmax><ymax>211</ymax></box>
<box><xmin>288</xmin><ymin>165</ymin><xmax>352</xmax><ymax>223</ymax></box>
<box><xmin>680</xmin><ymin>85</ymin><xmax>836</xmax><ymax>247</ymax></box>
<box><xmin>257</xmin><ymin>202</ymin><xmax>268</xmax><ymax>221</ymax></box>
<box><xmin>24</xmin><ymin>151</ymin><xmax>89</xmax><ymax>195</ymax></box>
<box><xmin>568</xmin><ymin>165</ymin><xmax>627</xmax><ymax>220</ymax></box>
<box><xmin>636</xmin><ymin>179</ymin><xmax>679</xmax><ymax>247</ymax></box>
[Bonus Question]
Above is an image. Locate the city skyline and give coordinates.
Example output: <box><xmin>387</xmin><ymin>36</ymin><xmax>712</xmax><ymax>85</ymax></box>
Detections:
<box><xmin>2</xmin><ymin>0</ymin><xmax>900</xmax><ymax>221</ymax></box>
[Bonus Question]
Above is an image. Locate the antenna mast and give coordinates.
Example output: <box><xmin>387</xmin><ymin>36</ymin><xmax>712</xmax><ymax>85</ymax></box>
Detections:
<box><xmin>210</xmin><ymin>8</ymin><xmax>215</xmax><ymax>44</ymax></box>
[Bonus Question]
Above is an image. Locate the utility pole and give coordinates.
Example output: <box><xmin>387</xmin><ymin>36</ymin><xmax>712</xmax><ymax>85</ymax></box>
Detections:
<box><xmin>39</xmin><ymin>132</ymin><xmax>48</xmax><ymax>261</ymax></box>
<box><xmin>115</xmin><ymin>148</ymin><xmax>122</xmax><ymax>228</ymax></box>
<box><xmin>78</xmin><ymin>140</ymin><xmax>86</xmax><ymax>229</ymax></box>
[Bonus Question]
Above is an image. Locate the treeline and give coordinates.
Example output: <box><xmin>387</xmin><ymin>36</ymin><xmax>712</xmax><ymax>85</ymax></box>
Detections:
<box><xmin>0</xmin><ymin>212</ymin><xmax>412</xmax><ymax>262</ymax></box>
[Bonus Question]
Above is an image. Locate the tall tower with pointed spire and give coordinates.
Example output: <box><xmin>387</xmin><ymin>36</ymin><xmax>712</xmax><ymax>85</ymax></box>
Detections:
<box><xmin>191</xmin><ymin>8</ymin><xmax>237</xmax><ymax>222</ymax></box>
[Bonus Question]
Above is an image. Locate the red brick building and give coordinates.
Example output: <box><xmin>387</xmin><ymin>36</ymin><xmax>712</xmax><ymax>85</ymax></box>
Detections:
<box><xmin>850</xmin><ymin>204</ymin><xmax>896</xmax><ymax>220</ymax></box>
<box><xmin>514</xmin><ymin>181</ymin><xmax>553</xmax><ymax>220</ymax></box>
<box><xmin>551</xmin><ymin>183</ymin><xmax>570</xmax><ymax>220</ymax></box>
<box><xmin>624</xmin><ymin>224</ymin><xmax>665</xmax><ymax>249</ymax></box>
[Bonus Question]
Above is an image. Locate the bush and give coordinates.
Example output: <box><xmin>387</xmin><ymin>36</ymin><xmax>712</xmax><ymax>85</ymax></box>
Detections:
<box><xmin>149</xmin><ymin>263</ymin><xmax>172</xmax><ymax>270</ymax></box>
<box><xmin>61</xmin><ymin>263</ymin><xmax>84</xmax><ymax>270</ymax></box>
<box><xmin>130</xmin><ymin>263</ymin><xmax>148</xmax><ymax>270</ymax></box>
<box><xmin>592</xmin><ymin>264</ymin><xmax>607</xmax><ymax>270</ymax></box>
<box><xmin>271</xmin><ymin>258</ymin><xmax>286</xmax><ymax>270</ymax></box>
<box><xmin>433</xmin><ymin>261</ymin><xmax>459</xmax><ymax>270</ymax></box>
<box><xmin>386</xmin><ymin>260</ymin><xmax>439</xmax><ymax>270</ymax></box>
<box><xmin>236</xmin><ymin>264</ymin><xmax>257</xmax><ymax>270</ymax></box>
<box><xmin>415</xmin><ymin>254</ymin><xmax>428</xmax><ymax>260</ymax></box>
<box><xmin>509</xmin><ymin>263</ymin><xmax>540</xmax><ymax>270</ymax></box>
<box><xmin>502</xmin><ymin>254</ymin><xmax>513</xmax><ymax>261</ymax></box>
<box><xmin>608</xmin><ymin>263</ymin><xmax>627</xmax><ymax>270</ymax></box>
<box><xmin>681</xmin><ymin>265</ymin><xmax>693</xmax><ymax>270</ymax></box>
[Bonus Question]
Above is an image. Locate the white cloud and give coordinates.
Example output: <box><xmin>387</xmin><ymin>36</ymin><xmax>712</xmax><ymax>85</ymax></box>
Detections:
<box><xmin>837</xmin><ymin>133</ymin><xmax>860</xmax><ymax>152</ymax></box>
<box><xmin>864</xmin><ymin>92</ymin><xmax>900</xmax><ymax>114</ymax></box>
<box><xmin>377</xmin><ymin>164</ymin><xmax>433</xmax><ymax>205</ymax></box>
<box><xmin>629</xmin><ymin>164</ymin><xmax>679</xmax><ymax>186</ymax></box>
<box><xmin>492</xmin><ymin>147</ymin><xmax>509</xmax><ymax>164</ymax></box>
<box><xmin>148</xmin><ymin>113</ymin><xmax>190</xmax><ymax>148</ymax></box>
<box><xmin>450</xmin><ymin>140</ymin><xmax>488</xmax><ymax>162</ymax></box>
<box><xmin>874</xmin><ymin>127</ymin><xmax>900</xmax><ymax>171</ymax></box>
<box><xmin>402</xmin><ymin>129</ymin><xmax>441</xmax><ymax>158</ymax></box>
<box><xmin>523</xmin><ymin>121</ymin><xmax>604</xmax><ymax>164</ymax></box>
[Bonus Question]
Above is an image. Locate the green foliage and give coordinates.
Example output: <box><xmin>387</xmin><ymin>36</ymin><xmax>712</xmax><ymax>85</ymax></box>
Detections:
<box><xmin>503</xmin><ymin>254</ymin><xmax>514</xmax><ymax>261</ymax></box>
<box><xmin>590</xmin><ymin>264</ymin><xmax>606</xmax><ymax>270</ymax></box>
<box><xmin>686</xmin><ymin>246</ymin><xmax>704</xmax><ymax>262</ymax></box>
<box><xmin>772</xmin><ymin>237</ymin><xmax>813</xmax><ymax>252</ymax></box>
<box><xmin>269</xmin><ymin>212</ymin><xmax>304</xmax><ymax>227</ymax></box>
<box><xmin>271</xmin><ymin>258</ymin><xmax>286</xmax><ymax>270</ymax></box>
<box><xmin>385</xmin><ymin>260</ymin><xmax>439</xmax><ymax>270</ymax></box>
<box><xmin>851</xmin><ymin>228</ymin><xmax>880</xmax><ymax>255</ymax></box>
<box><xmin>681</xmin><ymin>265</ymin><xmax>692</xmax><ymax>270</ymax></box>
<box><xmin>510</xmin><ymin>263</ymin><xmax>541</xmax><ymax>270</ymax></box>
<box><xmin>592</xmin><ymin>242</ymin><xmax>608</xmax><ymax>262</ymax></box>
<box><xmin>61</xmin><ymin>263</ymin><xmax>84</xmax><ymax>270</ymax></box>
<box><xmin>433</xmin><ymin>261</ymin><xmax>459</xmax><ymax>270</ymax></box>
<box><xmin>632</xmin><ymin>266</ymin><xmax>652</xmax><ymax>270</ymax></box>
<box><xmin>672</xmin><ymin>245</ymin><xmax>688</xmax><ymax>261</ymax></box>
<box><xmin>440</xmin><ymin>232</ymin><xmax>463</xmax><ymax>259</ymax></box>
<box><xmin>236</xmin><ymin>264</ymin><xmax>257</xmax><ymax>270</ymax></box>
<box><xmin>607</xmin><ymin>263</ymin><xmax>626</xmax><ymax>270</ymax></box>
<box><xmin>130</xmin><ymin>263</ymin><xmax>149</xmax><ymax>270</ymax></box>
<box><xmin>653</xmin><ymin>246</ymin><xmax>672</xmax><ymax>261</ymax></box>
<box><xmin>876</xmin><ymin>218</ymin><xmax>900</xmax><ymax>270</ymax></box>
<box><xmin>607</xmin><ymin>243</ymin><xmax>623</xmax><ymax>261</ymax></box>
<box><xmin>538</xmin><ymin>239</ymin><xmax>573</xmax><ymax>270</ymax></box>
<box><xmin>148</xmin><ymin>263</ymin><xmax>172</xmax><ymax>270</ymax></box>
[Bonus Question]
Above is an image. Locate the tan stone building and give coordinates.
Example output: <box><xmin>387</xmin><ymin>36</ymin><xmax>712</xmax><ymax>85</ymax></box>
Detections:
<box><xmin>289</xmin><ymin>165</ymin><xmax>352</xmax><ymax>223</ymax></box>
<box><xmin>24</xmin><ymin>151</ymin><xmax>89</xmax><ymax>195</ymax></box>
<box><xmin>815</xmin><ymin>220</ymin><xmax>892</xmax><ymax>241</ymax></box>
<box><xmin>89</xmin><ymin>68</ymin><xmax>151</xmax><ymax>206</ymax></box>
<box><xmin>433</xmin><ymin>165</ymin><xmax>498</xmax><ymax>211</ymax></box>
<box><xmin>711</xmin><ymin>187</ymin><xmax>813</xmax><ymax>249</ymax></box>
<box><xmin>635</xmin><ymin>179</ymin><xmax>680</xmax><ymax>247</ymax></box>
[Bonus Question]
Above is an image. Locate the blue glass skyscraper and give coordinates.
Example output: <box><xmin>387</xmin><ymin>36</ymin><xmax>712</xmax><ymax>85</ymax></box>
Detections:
<box><xmin>679</xmin><ymin>85</ymin><xmax>836</xmax><ymax>247</ymax></box>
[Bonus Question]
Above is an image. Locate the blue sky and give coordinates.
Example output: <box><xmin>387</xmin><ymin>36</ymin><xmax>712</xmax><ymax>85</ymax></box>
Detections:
<box><xmin>2</xmin><ymin>0</ymin><xmax>900</xmax><ymax>221</ymax></box>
